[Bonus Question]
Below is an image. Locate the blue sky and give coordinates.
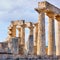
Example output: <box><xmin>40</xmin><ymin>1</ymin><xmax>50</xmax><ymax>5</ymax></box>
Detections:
<box><xmin>0</xmin><ymin>0</ymin><xmax>60</xmax><ymax>43</ymax></box>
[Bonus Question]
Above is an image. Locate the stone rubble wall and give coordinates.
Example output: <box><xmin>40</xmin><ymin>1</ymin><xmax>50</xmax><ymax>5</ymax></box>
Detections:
<box><xmin>0</xmin><ymin>55</ymin><xmax>60</xmax><ymax>60</ymax></box>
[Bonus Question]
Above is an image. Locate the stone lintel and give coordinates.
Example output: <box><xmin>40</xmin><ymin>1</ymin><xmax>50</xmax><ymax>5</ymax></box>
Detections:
<box><xmin>25</xmin><ymin>22</ymin><xmax>33</xmax><ymax>28</ymax></box>
<box><xmin>37</xmin><ymin>1</ymin><xmax>60</xmax><ymax>14</ymax></box>
<box><xmin>35</xmin><ymin>8</ymin><xmax>60</xmax><ymax>20</ymax></box>
<box><xmin>11</xmin><ymin>20</ymin><xmax>25</xmax><ymax>26</ymax></box>
<box><xmin>18</xmin><ymin>20</ymin><xmax>25</xmax><ymax>25</ymax></box>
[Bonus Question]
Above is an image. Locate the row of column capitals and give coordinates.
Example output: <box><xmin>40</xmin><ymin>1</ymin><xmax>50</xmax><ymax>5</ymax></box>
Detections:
<box><xmin>35</xmin><ymin>8</ymin><xmax>60</xmax><ymax>21</ymax></box>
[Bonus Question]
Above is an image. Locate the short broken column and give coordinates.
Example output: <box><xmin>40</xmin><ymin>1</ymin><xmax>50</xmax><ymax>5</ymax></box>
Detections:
<box><xmin>28</xmin><ymin>26</ymin><xmax>34</xmax><ymax>55</ymax></box>
<box><xmin>33</xmin><ymin>23</ymin><xmax>38</xmax><ymax>55</ymax></box>
<box><xmin>55</xmin><ymin>15</ymin><xmax>60</xmax><ymax>56</ymax></box>
<box><xmin>46</xmin><ymin>12</ymin><xmax>55</xmax><ymax>56</ymax></box>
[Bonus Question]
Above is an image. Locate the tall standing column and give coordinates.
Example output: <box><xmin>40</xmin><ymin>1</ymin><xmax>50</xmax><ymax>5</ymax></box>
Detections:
<box><xmin>48</xmin><ymin>17</ymin><xmax>55</xmax><ymax>55</ymax></box>
<box><xmin>46</xmin><ymin>12</ymin><xmax>55</xmax><ymax>56</ymax></box>
<box><xmin>55</xmin><ymin>15</ymin><xmax>60</xmax><ymax>56</ymax></box>
<box><xmin>36</xmin><ymin>11</ymin><xmax>46</xmax><ymax>56</ymax></box>
<box><xmin>28</xmin><ymin>26</ymin><xmax>34</xmax><ymax>55</ymax></box>
<box><xmin>33</xmin><ymin>23</ymin><xmax>38</xmax><ymax>55</ymax></box>
<box><xmin>20</xmin><ymin>25</ymin><xmax>25</xmax><ymax>55</ymax></box>
<box><xmin>21</xmin><ymin>26</ymin><xmax>25</xmax><ymax>45</ymax></box>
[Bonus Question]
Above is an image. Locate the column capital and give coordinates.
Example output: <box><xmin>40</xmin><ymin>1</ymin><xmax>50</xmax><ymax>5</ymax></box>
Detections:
<box><xmin>34</xmin><ymin>23</ymin><xmax>38</xmax><ymax>27</ymax></box>
<box><xmin>35</xmin><ymin>8</ymin><xmax>45</xmax><ymax>13</ymax></box>
<box><xmin>20</xmin><ymin>24</ymin><xmax>25</xmax><ymax>28</ymax></box>
<box><xmin>28</xmin><ymin>26</ymin><xmax>34</xmax><ymax>30</ymax></box>
<box><xmin>55</xmin><ymin>14</ymin><xmax>60</xmax><ymax>21</ymax></box>
<box><xmin>17</xmin><ymin>26</ymin><xmax>21</xmax><ymax>30</ymax></box>
<box><xmin>46</xmin><ymin>11</ymin><xmax>55</xmax><ymax>18</ymax></box>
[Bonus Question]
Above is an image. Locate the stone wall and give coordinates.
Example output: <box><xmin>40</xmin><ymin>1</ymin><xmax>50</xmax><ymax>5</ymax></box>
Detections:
<box><xmin>0</xmin><ymin>55</ymin><xmax>60</xmax><ymax>60</ymax></box>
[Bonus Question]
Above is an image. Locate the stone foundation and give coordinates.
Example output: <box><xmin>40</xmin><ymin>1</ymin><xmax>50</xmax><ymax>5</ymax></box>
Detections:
<box><xmin>0</xmin><ymin>55</ymin><xmax>60</xmax><ymax>60</ymax></box>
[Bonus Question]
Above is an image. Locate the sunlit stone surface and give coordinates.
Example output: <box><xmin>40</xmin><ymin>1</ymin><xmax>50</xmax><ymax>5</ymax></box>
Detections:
<box><xmin>0</xmin><ymin>1</ymin><xmax>60</xmax><ymax>60</ymax></box>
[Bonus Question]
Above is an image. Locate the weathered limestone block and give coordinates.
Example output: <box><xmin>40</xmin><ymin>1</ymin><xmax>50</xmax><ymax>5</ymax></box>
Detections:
<box><xmin>20</xmin><ymin>26</ymin><xmax>25</xmax><ymax>45</ymax></box>
<box><xmin>8</xmin><ymin>37</ymin><xmax>19</xmax><ymax>54</ymax></box>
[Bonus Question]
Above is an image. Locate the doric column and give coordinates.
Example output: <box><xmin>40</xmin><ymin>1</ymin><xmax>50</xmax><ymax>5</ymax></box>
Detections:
<box><xmin>55</xmin><ymin>15</ymin><xmax>60</xmax><ymax>56</ymax></box>
<box><xmin>19</xmin><ymin>25</ymin><xmax>25</xmax><ymax>55</ymax></box>
<box><xmin>33</xmin><ymin>23</ymin><xmax>38</xmax><ymax>55</ymax></box>
<box><xmin>46</xmin><ymin>12</ymin><xmax>55</xmax><ymax>56</ymax></box>
<box><xmin>20</xmin><ymin>25</ymin><xmax>25</xmax><ymax>45</ymax></box>
<box><xmin>35</xmin><ymin>9</ymin><xmax>46</xmax><ymax>56</ymax></box>
<box><xmin>28</xmin><ymin>26</ymin><xmax>34</xmax><ymax>55</ymax></box>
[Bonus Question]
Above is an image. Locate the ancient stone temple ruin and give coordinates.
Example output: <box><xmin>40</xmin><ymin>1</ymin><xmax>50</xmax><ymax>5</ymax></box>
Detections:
<box><xmin>0</xmin><ymin>1</ymin><xmax>60</xmax><ymax>60</ymax></box>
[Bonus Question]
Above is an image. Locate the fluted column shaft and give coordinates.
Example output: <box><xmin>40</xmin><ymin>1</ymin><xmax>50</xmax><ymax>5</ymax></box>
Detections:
<box><xmin>33</xmin><ymin>24</ymin><xmax>38</xmax><ymax>55</ymax></box>
<box><xmin>37</xmin><ymin>12</ymin><xmax>46</xmax><ymax>56</ymax></box>
<box><xmin>21</xmin><ymin>26</ymin><xmax>25</xmax><ymax>45</ymax></box>
<box><xmin>19</xmin><ymin>26</ymin><xmax>25</xmax><ymax>55</ymax></box>
<box><xmin>28</xmin><ymin>27</ymin><xmax>34</xmax><ymax>55</ymax></box>
<box><xmin>48</xmin><ymin>17</ymin><xmax>55</xmax><ymax>55</ymax></box>
<box><xmin>55</xmin><ymin>16</ymin><xmax>60</xmax><ymax>56</ymax></box>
